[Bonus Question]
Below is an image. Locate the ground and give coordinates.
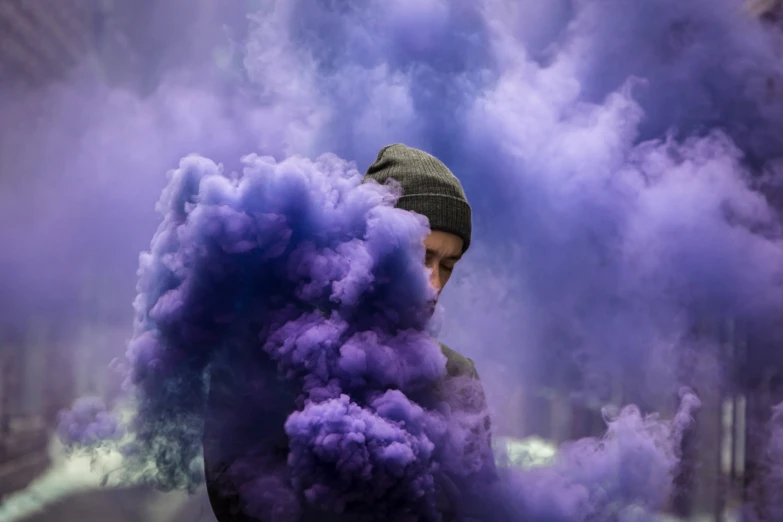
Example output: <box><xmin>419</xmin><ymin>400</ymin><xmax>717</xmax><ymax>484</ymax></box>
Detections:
<box><xmin>7</xmin><ymin>487</ymin><xmax>217</xmax><ymax>522</ymax></box>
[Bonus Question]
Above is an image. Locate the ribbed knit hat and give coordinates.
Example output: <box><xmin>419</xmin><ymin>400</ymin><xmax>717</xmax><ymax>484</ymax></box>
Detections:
<box><xmin>363</xmin><ymin>144</ymin><xmax>472</xmax><ymax>253</ymax></box>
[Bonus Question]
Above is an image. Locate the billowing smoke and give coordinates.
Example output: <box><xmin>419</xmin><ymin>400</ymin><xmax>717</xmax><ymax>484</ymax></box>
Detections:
<box><xmin>58</xmin><ymin>152</ymin><xmax>492</xmax><ymax>520</ymax></box>
<box><xmin>56</xmin><ymin>149</ymin><xmax>698</xmax><ymax>521</ymax></box>
<box><xmin>4</xmin><ymin>0</ymin><xmax>783</xmax><ymax>519</ymax></box>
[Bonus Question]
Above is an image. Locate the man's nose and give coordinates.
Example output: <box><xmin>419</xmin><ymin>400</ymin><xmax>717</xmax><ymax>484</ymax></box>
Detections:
<box><xmin>428</xmin><ymin>266</ymin><xmax>442</xmax><ymax>293</ymax></box>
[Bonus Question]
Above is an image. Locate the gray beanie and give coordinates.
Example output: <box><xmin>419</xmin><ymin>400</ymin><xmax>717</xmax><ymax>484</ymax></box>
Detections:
<box><xmin>362</xmin><ymin>144</ymin><xmax>472</xmax><ymax>252</ymax></box>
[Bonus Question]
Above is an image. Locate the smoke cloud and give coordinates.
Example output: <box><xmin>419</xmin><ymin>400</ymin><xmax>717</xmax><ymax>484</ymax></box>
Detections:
<box><xmin>56</xmin><ymin>143</ymin><xmax>698</xmax><ymax>521</ymax></box>
<box><xmin>4</xmin><ymin>0</ymin><xmax>783</xmax><ymax>520</ymax></box>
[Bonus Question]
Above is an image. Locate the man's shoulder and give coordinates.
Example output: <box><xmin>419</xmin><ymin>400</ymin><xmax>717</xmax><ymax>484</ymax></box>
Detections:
<box><xmin>438</xmin><ymin>342</ymin><xmax>479</xmax><ymax>380</ymax></box>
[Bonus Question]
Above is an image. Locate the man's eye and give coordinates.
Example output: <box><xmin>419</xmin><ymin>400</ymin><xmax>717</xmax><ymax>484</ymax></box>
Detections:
<box><xmin>441</xmin><ymin>264</ymin><xmax>454</xmax><ymax>273</ymax></box>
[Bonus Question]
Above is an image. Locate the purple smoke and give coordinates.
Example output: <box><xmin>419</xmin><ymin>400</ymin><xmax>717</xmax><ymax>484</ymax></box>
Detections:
<box><xmin>56</xmin><ymin>396</ymin><xmax>122</xmax><ymax>448</ymax></box>
<box><xmin>2</xmin><ymin>0</ymin><xmax>783</xmax><ymax>519</ymax></box>
<box><xmin>57</xmin><ymin>146</ymin><xmax>697</xmax><ymax>521</ymax></box>
<box><xmin>113</xmin><ymin>152</ymin><xmax>477</xmax><ymax>519</ymax></box>
<box><xmin>484</xmin><ymin>390</ymin><xmax>701</xmax><ymax>521</ymax></box>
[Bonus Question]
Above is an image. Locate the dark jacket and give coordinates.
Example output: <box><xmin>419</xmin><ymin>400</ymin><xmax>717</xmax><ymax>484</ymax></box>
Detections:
<box><xmin>203</xmin><ymin>343</ymin><xmax>493</xmax><ymax>522</ymax></box>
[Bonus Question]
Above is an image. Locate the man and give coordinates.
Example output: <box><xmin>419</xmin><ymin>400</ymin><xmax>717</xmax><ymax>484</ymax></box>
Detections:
<box><xmin>204</xmin><ymin>144</ymin><xmax>493</xmax><ymax>521</ymax></box>
<box><xmin>363</xmin><ymin>144</ymin><xmax>494</xmax><ymax>521</ymax></box>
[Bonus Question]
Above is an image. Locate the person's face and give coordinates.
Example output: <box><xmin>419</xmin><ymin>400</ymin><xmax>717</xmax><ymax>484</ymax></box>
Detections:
<box><xmin>423</xmin><ymin>230</ymin><xmax>464</xmax><ymax>301</ymax></box>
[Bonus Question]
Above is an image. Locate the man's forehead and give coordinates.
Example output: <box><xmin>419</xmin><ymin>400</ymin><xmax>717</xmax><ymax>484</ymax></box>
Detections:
<box><xmin>425</xmin><ymin>239</ymin><xmax>463</xmax><ymax>260</ymax></box>
<box><xmin>426</xmin><ymin>248</ymin><xmax>462</xmax><ymax>261</ymax></box>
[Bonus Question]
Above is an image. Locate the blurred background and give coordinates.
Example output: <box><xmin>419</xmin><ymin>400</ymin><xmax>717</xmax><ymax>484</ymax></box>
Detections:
<box><xmin>0</xmin><ymin>0</ymin><xmax>782</xmax><ymax>521</ymax></box>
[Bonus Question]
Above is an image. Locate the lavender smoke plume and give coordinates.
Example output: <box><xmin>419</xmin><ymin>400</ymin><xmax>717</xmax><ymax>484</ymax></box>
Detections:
<box><xmin>2</xmin><ymin>0</ymin><xmax>783</xmax><ymax>520</ymax></box>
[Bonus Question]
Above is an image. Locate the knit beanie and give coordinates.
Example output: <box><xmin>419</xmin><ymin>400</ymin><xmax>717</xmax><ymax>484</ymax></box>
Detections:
<box><xmin>362</xmin><ymin>144</ymin><xmax>472</xmax><ymax>252</ymax></box>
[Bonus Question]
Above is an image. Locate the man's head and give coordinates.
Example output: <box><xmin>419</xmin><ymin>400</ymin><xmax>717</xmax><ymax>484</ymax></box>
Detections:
<box><xmin>362</xmin><ymin>144</ymin><xmax>471</xmax><ymax>299</ymax></box>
